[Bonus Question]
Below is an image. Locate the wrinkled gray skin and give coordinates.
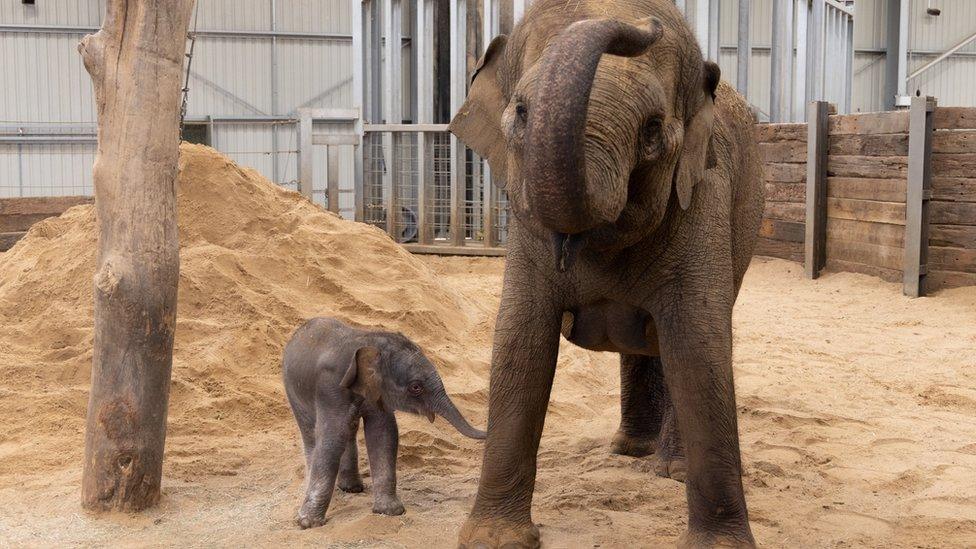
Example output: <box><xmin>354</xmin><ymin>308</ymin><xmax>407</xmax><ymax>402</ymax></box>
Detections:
<box><xmin>449</xmin><ymin>0</ymin><xmax>763</xmax><ymax>547</ymax></box>
<box><xmin>282</xmin><ymin>317</ymin><xmax>486</xmax><ymax>529</ymax></box>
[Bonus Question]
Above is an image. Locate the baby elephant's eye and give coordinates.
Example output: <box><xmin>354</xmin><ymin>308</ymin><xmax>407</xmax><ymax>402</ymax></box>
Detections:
<box><xmin>408</xmin><ymin>381</ymin><xmax>424</xmax><ymax>397</ymax></box>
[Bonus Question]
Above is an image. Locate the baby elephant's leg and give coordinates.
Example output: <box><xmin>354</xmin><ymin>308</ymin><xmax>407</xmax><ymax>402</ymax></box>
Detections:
<box><xmin>297</xmin><ymin>408</ymin><xmax>354</xmax><ymax>529</ymax></box>
<box><xmin>337</xmin><ymin>418</ymin><xmax>364</xmax><ymax>493</ymax></box>
<box><xmin>363</xmin><ymin>409</ymin><xmax>404</xmax><ymax>515</ymax></box>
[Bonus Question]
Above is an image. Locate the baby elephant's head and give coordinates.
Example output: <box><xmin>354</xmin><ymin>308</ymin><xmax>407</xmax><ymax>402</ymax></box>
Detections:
<box><xmin>340</xmin><ymin>334</ymin><xmax>486</xmax><ymax>439</ymax></box>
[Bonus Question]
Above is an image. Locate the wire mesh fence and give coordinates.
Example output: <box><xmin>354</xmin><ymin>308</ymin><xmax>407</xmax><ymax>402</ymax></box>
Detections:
<box><xmin>361</xmin><ymin>129</ymin><xmax>510</xmax><ymax>249</ymax></box>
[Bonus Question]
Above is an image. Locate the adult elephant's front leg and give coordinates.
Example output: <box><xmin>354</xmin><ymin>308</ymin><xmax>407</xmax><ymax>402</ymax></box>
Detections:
<box><xmin>656</xmin><ymin>298</ymin><xmax>755</xmax><ymax>548</ymax></box>
<box><xmin>458</xmin><ymin>258</ymin><xmax>563</xmax><ymax>549</ymax></box>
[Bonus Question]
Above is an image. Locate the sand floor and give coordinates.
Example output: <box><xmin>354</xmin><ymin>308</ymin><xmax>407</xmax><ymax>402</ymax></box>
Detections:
<box><xmin>0</xmin><ymin>146</ymin><xmax>973</xmax><ymax>548</ymax></box>
<box><xmin>1</xmin><ymin>256</ymin><xmax>974</xmax><ymax>548</ymax></box>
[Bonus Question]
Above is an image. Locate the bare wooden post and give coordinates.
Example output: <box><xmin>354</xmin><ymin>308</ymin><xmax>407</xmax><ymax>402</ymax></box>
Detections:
<box><xmin>805</xmin><ymin>101</ymin><xmax>830</xmax><ymax>279</ymax></box>
<box><xmin>903</xmin><ymin>95</ymin><xmax>937</xmax><ymax>297</ymax></box>
<box><xmin>79</xmin><ymin>0</ymin><xmax>194</xmax><ymax>511</ymax></box>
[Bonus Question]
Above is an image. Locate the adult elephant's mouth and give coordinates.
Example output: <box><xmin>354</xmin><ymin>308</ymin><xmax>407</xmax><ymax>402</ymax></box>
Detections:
<box><xmin>552</xmin><ymin>231</ymin><xmax>587</xmax><ymax>272</ymax></box>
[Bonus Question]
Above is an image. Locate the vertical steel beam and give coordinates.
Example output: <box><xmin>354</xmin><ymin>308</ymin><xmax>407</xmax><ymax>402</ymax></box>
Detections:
<box><xmin>368</xmin><ymin>0</ymin><xmax>382</xmax><ymax>123</ymax></box>
<box><xmin>707</xmin><ymin>0</ymin><xmax>720</xmax><ymax>61</ymax></box>
<box><xmin>884</xmin><ymin>0</ymin><xmax>901</xmax><ymax>110</ymax></box>
<box><xmin>804</xmin><ymin>101</ymin><xmax>829</xmax><ymax>279</ymax></box>
<box><xmin>736</xmin><ymin>0</ymin><xmax>750</xmax><ymax>97</ymax></box>
<box><xmin>384</xmin><ymin>0</ymin><xmax>402</xmax><ymax>238</ymax></box>
<box><xmin>352</xmin><ymin>0</ymin><xmax>366</xmax><ymax>221</ymax></box>
<box><xmin>794</xmin><ymin>0</ymin><xmax>808</xmax><ymax>122</ymax></box>
<box><xmin>513</xmin><ymin>0</ymin><xmax>526</xmax><ymax>25</ymax></box>
<box><xmin>904</xmin><ymin>96</ymin><xmax>936</xmax><ymax>297</ymax></box>
<box><xmin>694</xmin><ymin>0</ymin><xmax>709</xmax><ymax>55</ymax></box>
<box><xmin>844</xmin><ymin>11</ymin><xmax>854</xmax><ymax>114</ymax></box>
<box><xmin>415</xmin><ymin>0</ymin><xmax>433</xmax><ymax>243</ymax></box>
<box><xmin>327</xmin><ymin>146</ymin><xmax>340</xmax><ymax>212</ymax></box>
<box><xmin>896</xmin><ymin>0</ymin><xmax>910</xmax><ymax>107</ymax></box>
<box><xmin>482</xmin><ymin>0</ymin><xmax>496</xmax><ymax>248</ymax></box>
<box><xmin>298</xmin><ymin>110</ymin><xmax>313</xmax><ymax>200</ymax></box>
<box><xmin>271</xmin><ymin>0</ymin><xmax>280</xmax><ymax>184</ymax></box>
<box><xmin>809</xmin><ymin>0</ymin><xmax>825</xmax><ymax>103</ymax></box>
<box><xmin>449</xmin><ymin>0</ymin><xmax>467</xmax><ymax>246</ymax></box>
<box><xmin>770</xmin><ymin>0</ymin><xmax>794</xmax><ymax>122</ymax></box>
<box><xmin>675</xmin><ymin>0</ymin><xmax>686</xmax><ymax>16</ymax></box>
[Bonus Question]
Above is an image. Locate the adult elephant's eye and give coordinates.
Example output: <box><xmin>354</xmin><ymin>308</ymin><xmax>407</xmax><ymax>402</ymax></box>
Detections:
<box><xmin>641</xmin><ymin>118</ymin><xmax>663</xmax><ymax>156</ymax></box>
<box><xmin>515</xmin><ymin>102</ymin><xmax>528</xmax><ymax>124</ymax></box>
<box><xmin>408</xmin><ymin>381</ymin><xmax>423</xmax><ymax>397</ymax></box>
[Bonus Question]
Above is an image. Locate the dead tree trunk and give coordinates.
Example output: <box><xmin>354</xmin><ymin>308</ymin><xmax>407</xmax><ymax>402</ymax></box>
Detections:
<box><xmin>79</xmin><ymin>0</ymin><xmax>194</xmax><ymax>511</ymax></box>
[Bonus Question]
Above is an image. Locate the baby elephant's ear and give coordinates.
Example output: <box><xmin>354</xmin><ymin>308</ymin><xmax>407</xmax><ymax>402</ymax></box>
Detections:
<box><xmin>341</xmin><ymin>347</ymin><xmax>383</xmax><ymax>405</ymax></box>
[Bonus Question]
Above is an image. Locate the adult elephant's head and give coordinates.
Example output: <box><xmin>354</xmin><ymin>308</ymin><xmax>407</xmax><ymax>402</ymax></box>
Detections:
<box><xmin>450</xmin><ymin>7</ymin><xmax>721</xmax><ymax>259</ymax></box>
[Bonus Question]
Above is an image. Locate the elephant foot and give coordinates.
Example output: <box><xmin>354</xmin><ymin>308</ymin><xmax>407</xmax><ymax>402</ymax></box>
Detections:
<box><xmin>610</xmin><ymin>430</ymin><xmax>657</xmax><ymax>457</ymax></box>
<box><xmin>372</xmin><ymin>494</ymin><xmax>405</xmax><ymax>516</ymax></box>
<box><xmin>678</xmin><ymin>529</ymin><xmax>756</xmax><ymax>548</ymax></box>
<box><xmin>654</xmin><ymin>455</ymin><xmax>687</xmax><ymax>482</ymax></box>
<box><xmin>297</xmin><ymin>513</ymin><xmax>326</xmax><ymax>530</ymax></box>
<box><xmin>337</xmin><ymin>475</ymin><xmax>365</xmax><ymax>493</ymax></box>
<box><xmin>458</xmin><ymin>516</ymin><xmax>540</xmax><ymax>549</ymax></box>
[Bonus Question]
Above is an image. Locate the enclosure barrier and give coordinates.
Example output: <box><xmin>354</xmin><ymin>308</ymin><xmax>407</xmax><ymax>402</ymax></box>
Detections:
<box><xmin>0</xmin><ymin>196</ymin><xmax>92</xmax><ymax>251</ymax></box>
<box><xmin>757</xmin><ymin>102</ymin><xmax>976</xmax><ymax>296</ymax></box>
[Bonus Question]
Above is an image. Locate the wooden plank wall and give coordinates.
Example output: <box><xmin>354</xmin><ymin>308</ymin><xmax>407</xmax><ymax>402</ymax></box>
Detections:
<box><xmin>0</xmin><ymin>196</ymin><xmax>92</xmax><ymax>251</ymax></box>
<box><xmin>755</xmin><ymin>123</ymin><xmax>807</xmax><ymax>262</ymax></box>
<box><xmin>927</xmin><ymin>107</ymin><xmax>976</xmax><ymax>290</ymax></box>
<box><xmin>824</xmin><ymin>111</ymin><xmax>910</xmax><ymax>283</ymax></box>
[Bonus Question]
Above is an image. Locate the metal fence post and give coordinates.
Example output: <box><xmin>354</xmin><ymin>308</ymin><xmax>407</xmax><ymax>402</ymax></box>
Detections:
<box><xmin>903</xmin><ymin>95</ymin><xmax>937</xmax><ymax>297</ymax></box>
<box><xmin>298</xmin><ymin>109</ymin><xmax>313</xmax><ymax>200</ymax></box>
<box><xmin>805</xmin><ymin>101</ymin><xmax>829</xmax><ymax>279</ymax></box>
<box><xmin>449</xmin><ymin>0</ymin><xmax>466</xmax><ymax>246</ymax></box>
<box><xmin>383</xmin><ymin>0</ymin><xmax>402</xmax><ymax>238</ymax></box>
<box><xmin>736</xmin><ymin>0</ymin><xmax>750</xmax><ymax>97</ymax></box>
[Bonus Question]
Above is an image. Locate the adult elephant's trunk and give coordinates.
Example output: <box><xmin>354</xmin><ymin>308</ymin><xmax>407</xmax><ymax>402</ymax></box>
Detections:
<box><xmin>525</xmin><ymin>18</ymin><xmax>662</xmax><ymax>235</ymax></box>
<box><xmin>432</xmin><ymin>393</ymin><xmax>486</xmax><ymax>439</ymax></box>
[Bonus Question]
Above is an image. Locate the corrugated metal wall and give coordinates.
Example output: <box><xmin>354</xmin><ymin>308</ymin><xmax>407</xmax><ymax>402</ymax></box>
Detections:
<box><xmin>2</xmin><ymin>0</ymin><xmax>975</xmax><ymax>201</ymax></box>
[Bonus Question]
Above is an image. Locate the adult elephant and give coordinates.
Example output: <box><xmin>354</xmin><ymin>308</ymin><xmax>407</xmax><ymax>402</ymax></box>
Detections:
<box><xmin>449</xmin><ymin>0</ymin><xmax>762</xmax><ymax>547</ymax></box>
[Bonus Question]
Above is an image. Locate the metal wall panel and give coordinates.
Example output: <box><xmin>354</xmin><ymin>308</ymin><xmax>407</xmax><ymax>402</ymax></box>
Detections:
<box><xmin>0</xmin><ymin>142</ymin><xmax>95</xmax><ymax>198</ymax></box>
<box><xmin>275</xmin><ymin>39</ymin><xmax>352</xmax><ymax>113</ymax></box>
<box><xmin>0</xmin><ymin>0</ymin><xmax>105</xmax><ymax>27</ymax></box>
<box><xmin>276</xmin><ymin>0</ymin><xmax>351</xmax><ymax>34</ymax></box>
<box><xmin>0</xmin><ymin>32</ymin><xmax>96</xmax><ymax>123</ymax></box>
<box><xmin>193</xmin><ymin>0</ymin><xmax>273</xmax><ymax>31</ymax></box>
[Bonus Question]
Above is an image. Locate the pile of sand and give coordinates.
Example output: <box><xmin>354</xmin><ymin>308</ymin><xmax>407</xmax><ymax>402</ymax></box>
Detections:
<box><xmin>0</xmin><ymin>144</ymin><xmax>487</xmax><ymax>477</ymax></box>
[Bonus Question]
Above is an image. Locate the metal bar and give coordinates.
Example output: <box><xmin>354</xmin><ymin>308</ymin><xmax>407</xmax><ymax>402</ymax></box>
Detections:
<box><xmin>884</xmin><ymin>0</ymin><xmax>902</xmax><ymax>110</ymax></box>
<box><xmin>794</xmin><ymin>0</ymin><xmax>808</xmax><ymax>122</ymax></box>
<box><xmin>450</xmin><ymin>0</ymin><xmax>467</xmax><ymax>246</ymax></box>
<box><xmin>365</xmin><ymin>123</ymin><xmax>448</xmax><ymax>132</ymax></box>
<box><xmin>694</xmin><ymin>0</ymin><xmax>709</xmax><ymax>56</ymax></box>
<box><xmin>481</xmin><ymin>0</ymin><xmax>496</xmax><ymax>248</ymax></box>
<box><xmin>904</xmin><ymin>95</ymin><xmax>936</xmax><ymax>297</ymax></box>
<box><xmin>770</xmin><ymin>0</ymin><xmax>793</xmax><ymax>122</ymax></box>
<box><xmin>675</xmin><ymin>0</ymin><xmax>687</xmax><ymax>16</ymax></box>
<box><xmin>271</xmin><ymin>0</ymin><xmax>279</xmax><ymax>185</ymax></box>
<box><xmin>0</xmin><ymin>136</ymin><xmax>98</xmax><ymax>143</ymax></box>
<box><xmin>416</xmin><ymin>0</ymin><xmax>432</xmax><ymax>244</ymax></box>
<box><xmin>352</xmin><ymin>0</ymin><xmax>366</xmax><ymax>221</ymax></box>
<box><xmin>369</xmin><ymin>0</ymin><xmax>383</xmax><ymax>123</ymax></box>
<box><xmin>736</xmin><ymin>0</ymin><xmax>750</xmax><ymax>97</ymax></box>
<box><xmin>0</xmin><ymin>23</ymin><xmax>359</xmax><ymax>41</ymax></box>
<box><xmin>417</xmin><ymin>132</ymin><xmax>431</xmax><ymax>244</ymax></box>
<box><xmin>384</xmin><ymin>0</ymin><xmax>403</xmax><ymax>238</ymax></box>
<box><xmin>707</xmin><ymin>0</ymin><xmax>720</xmax><ymax>61</ymax></box>
<box><xmin>327</xmin><ymin>146</ymin><xmax>340</xmax><ymax>213</ymax></box>
<box><xmin>809</xmin><ymin>0</ymin><xmax>825</xmax><ymax>103</ymax></box>
<box><xmin>312</xmin><ymin>135</ymin><xmax>361</xmax><ymax>146</ymax></box>
<box><xmin>300</xmin><ymin>108</ymin><xmax>360</xmax><ymax>120</ymax></box>
<box><xmin>910</xmin><ymin>30</ymin><xmax>976</xmax><ymax>80</ymax></box>
<box><xmin>298</xmin><ymin>111</ymin><xmax>313</xmax><ymax>199</ymax></box>
<box><xmin>403</xmin><ymin>243</ymin><xmax>506</xmax><ymax>257</ymax></box>
<box><xmin>513</xmin><ymin>0</ymin><xmax>526</xmax><ymax>25</ymax></box>
<box><xmin>896</xmin><ymin>0</ymin><xmax>910</xmax><ymax>106</ymax></box>
<box><xmin>804</xmin><ymin>101</ymin><xmax>829</xmax><ymax>280</ymax></box>
<box><xmin>354</xmin><ymin>114</ymin><xmax>365</xmax><ymax>222</ymax></box>
<box><xmin>844</xmin><ymin>14</ymin><xmax>854</xmax><ymax>114</ymax></box>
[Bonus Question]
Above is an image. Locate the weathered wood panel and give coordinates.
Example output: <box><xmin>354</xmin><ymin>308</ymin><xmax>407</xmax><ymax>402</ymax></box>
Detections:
<box><xmin>929</xmin><ymin>224</ymin><xmax>976</xmax><ymax>248</ymax></box>
<box><xmin>825</xmin><ymin>258</ymin><xmax>902</xmax><ymax>283</ymax></box>
<box><xmin>931</xmin><ymin>177</ymin><xmax>976</xmax><ymax>203</ymax></box>
<box><xmin>0</xmin><ymin>213</ymin><xmax>57</xmax><ymax>233</ymax></box>
<box><xmin>756</xmin><ymin>123</ymin><xmax>807</xmax><ymax>143</ymax></box>
<box><xmin>764</xmin><ymin>201</ymin><xmax>806</xmax><ymax>222</ymax></box>
<box><xmin>827</xmin><ymin>177</ymin><xmax>906</xmax><ymax>202</ymax></box>
<box><xmin>926</xmin><ymin>270</ymin><xmax>976</xmax><ymax>292</ymax></box>
<box><xmin>826</xmin><ymin>238</ymin><xmax>904</xmax><ymax>271</ymax></box>
<box><xmin>827</xmin><ymin>198</ymin><xmax>906</xmax><ymax>225</ymax></box>
<box><xmin>0</xmin><ymin>196</ymin><xmax>92</xmax><ymax>215</ymax></box>
<box><xmin>0</xmin><ymin>231</ymin><xmax>25</xmax><ymax>252</ymax></box>
<box><xmin>754</xmin><ymin>237</ymin><xmax>804</xmax><ymax>262</ymax></box>
<box><xmin>827</xmin><ymin>218</ymin><xmax>905</xmax><ymax>248</ymax></box>
<box><xmin>928</xmin><ymin>246</ymin><xmax>976</xmax><ymax>274</ymax></box>
<box><xmin>829</xmin><ymin>134</ymin><xmax>909</xmax><ymax>157</ymax></box>
<box><xmin>765</xmin><ymin>162</ymin><xmax>807</xmax><ymax>183</ymax></box>
<box><xmin>932</xmin><ymin>130</ymin><xmax>976</xmax><ymax>154</ymax></box>
<box><xmin>829</xmin><ymin>111</ymin><xmax>909</xmax><ymax>135</ymax></box>
<box><xmin>828</xmin><ymin>155</ymin><xmax>908</xmax><ymax>179</ymax></box>
<box><xmin>759</xmin><ymin>218</ymin><xmax>804</xmax><ymax>243</ymax></box>
<box><xmin>931</xmin><ymin>202</ymin><xmax>976</xmax><ymax>226</ymax></box>
<box><xmin>764</xmin><ymin>181</ymin><xmax>805</xmax><ymax>202</ymax></box>
<box><xmin>933</xmin><ymin>107</ymin><xmax>976</xmax><ymax>131</ymax></box>
<box><xmin>931</xmin><ymin>153</ymin><xmax>976</xmax><ymax>179</ymax></box>
<box><xmin>759</xmin><ymin>141</ymin><xmax>806</xmax><ymax>163</ymax></box>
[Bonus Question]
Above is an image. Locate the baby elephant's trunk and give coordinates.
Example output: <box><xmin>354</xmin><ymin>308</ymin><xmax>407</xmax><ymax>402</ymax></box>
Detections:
<box><xmin>432</xmin><ymin>393</ymin><xmax>486</xmax><ymax>439</ymax></box>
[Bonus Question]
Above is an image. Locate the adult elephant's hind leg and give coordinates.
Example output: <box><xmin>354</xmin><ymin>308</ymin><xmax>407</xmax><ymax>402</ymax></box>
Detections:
<box><xmin>458</xmin><ymin>258</ymin><xmax>564</xmax><ymax>549</ymax></box>
<box><xmin>612</xmin><ymin>354</ymin><xmax>665</xmax><ymax>457</ymax></box>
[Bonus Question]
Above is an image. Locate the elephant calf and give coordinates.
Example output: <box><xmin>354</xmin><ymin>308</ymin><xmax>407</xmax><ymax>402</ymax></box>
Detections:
<box><xmin>283</xmin><ymin>317</ymin><xmax>486</xmax><ymax>529</ymax></box>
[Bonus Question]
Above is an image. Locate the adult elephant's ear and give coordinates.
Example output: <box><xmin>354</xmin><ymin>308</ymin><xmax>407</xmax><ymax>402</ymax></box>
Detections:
<box><xmin>341</xmin><ymin>347</ymin><xmax>383</xmax><ymax>406</ymax></box>
<box><xmin>674</xmin><ymin>61</ymin><xmax>721</xmax><ymax>210</ymax></box>
<box><xmin>448</xmin><ymin>35</ymin><xmax>509</xmax><ymax>187</ymax></box>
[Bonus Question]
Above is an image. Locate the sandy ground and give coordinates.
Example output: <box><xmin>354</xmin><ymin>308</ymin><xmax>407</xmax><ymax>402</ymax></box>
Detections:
<box><xmin>1</xmin><ymin>147</ymin><xmax>974</xmax><ymax>548</ymax></box>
